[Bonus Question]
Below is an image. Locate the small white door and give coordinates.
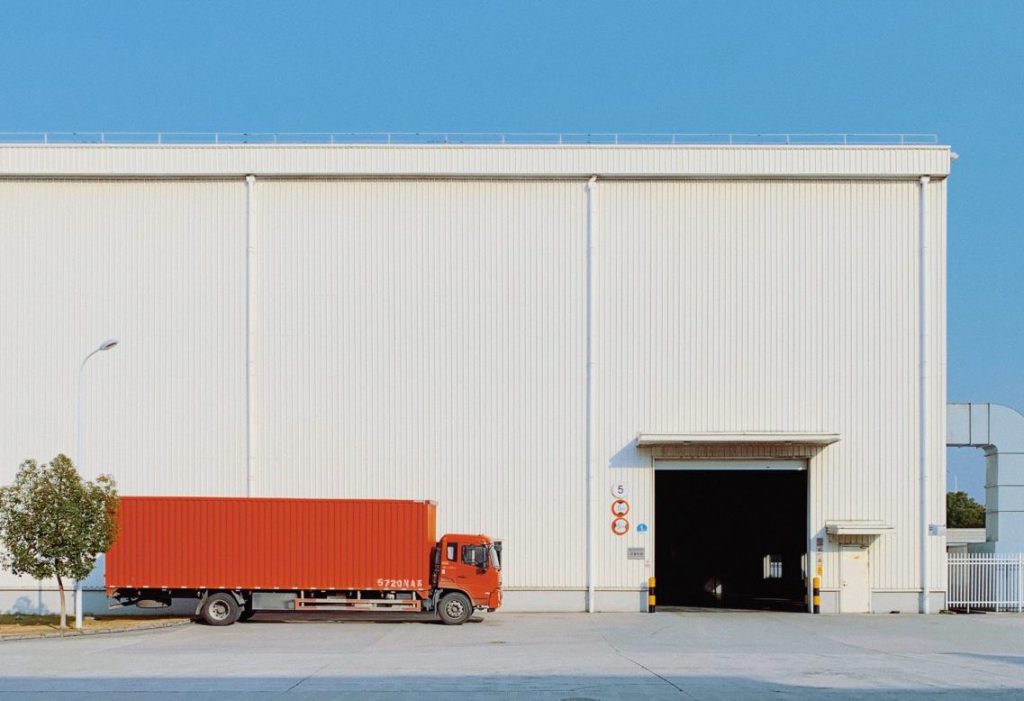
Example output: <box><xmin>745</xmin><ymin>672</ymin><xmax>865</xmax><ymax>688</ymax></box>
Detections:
<box><xmin>839</xmin><ymin>545</ymin><xmax>871</xmax><ymax>613</ymax></box>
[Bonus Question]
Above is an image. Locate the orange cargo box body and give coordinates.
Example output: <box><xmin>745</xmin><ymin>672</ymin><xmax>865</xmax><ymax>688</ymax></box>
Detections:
<box><xmin>105</xmin><ymin>497</ymin><xmax>437</xmax><ymax>594</ymax></box>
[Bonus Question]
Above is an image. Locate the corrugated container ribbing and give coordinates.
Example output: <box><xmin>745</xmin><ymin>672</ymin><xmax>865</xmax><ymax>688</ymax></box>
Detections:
<box><xmin>105</xmin><ymin>497</ymin><xmax>437</xmax><ymax>592</ymax></box>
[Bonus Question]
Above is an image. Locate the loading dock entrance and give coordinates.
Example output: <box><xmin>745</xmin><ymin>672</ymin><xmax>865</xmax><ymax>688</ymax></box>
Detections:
<box><xmin>655</xmin><ymin>460</ymin><xmax>808</xmax><ymax>611</ymax></box>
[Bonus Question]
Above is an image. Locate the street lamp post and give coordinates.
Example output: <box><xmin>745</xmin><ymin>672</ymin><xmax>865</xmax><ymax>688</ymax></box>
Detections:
<box><xmin>74</xmin><ymin>338</ymin><xmax>118</xmax><ymax>630</ymax></box>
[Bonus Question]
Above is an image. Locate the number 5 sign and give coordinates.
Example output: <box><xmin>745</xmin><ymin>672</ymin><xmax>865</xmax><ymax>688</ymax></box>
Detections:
<box><xmin>611</xmin><ymin>482</ymin><xmax>629</xmax><ymax>499</ymax></box>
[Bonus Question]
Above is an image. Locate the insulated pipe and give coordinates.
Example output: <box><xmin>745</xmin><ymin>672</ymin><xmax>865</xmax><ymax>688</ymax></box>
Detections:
<box><xmin>585</xmin><ymin>176</ymin><xmax>597</xmax><ymax>613</ymax></box>
<box><xmin>245</xmin><ymin>175</ymin><xmax>257</xmax><ymax>497</ymax></box>
<box><xmin>919</xmin><ymin>175</ymin><xmax>931</xmax><ymax>614</ymax></box>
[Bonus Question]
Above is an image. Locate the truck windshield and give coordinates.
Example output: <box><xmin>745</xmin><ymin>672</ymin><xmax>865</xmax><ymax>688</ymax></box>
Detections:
<box><xmin>488</xmin><ymin>544</ymin><xmax>501</xmax><ymax>570</ymax></box>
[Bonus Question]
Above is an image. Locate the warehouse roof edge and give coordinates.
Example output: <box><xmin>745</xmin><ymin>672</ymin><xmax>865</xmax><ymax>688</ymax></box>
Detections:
<box><xmin>0</xmin><ymin>143</ymin><xmax>952</xmax><ymax>179</ymax></box>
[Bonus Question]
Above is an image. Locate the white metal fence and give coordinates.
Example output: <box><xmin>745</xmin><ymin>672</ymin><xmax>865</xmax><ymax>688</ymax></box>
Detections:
<box><xmin>0</xmin><ymin>131</ymin><xmax>940</xmax><ymax>146</ymax></box>
<box><xmin>948</xmin><ymin>553</ymin><xmax>1024</xmax><ymax>612</ymax></box>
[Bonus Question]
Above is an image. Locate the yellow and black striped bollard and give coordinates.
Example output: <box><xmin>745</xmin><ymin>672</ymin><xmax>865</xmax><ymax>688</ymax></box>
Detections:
<box><xmin>813</xmin><ymin>576</ymin><xmax>821</xmax><ymax>614</ymax></box>
<box><xmin>648</xmin><ymin>577</ymin><xmax>656</xmax><ymax>613</ymax></box>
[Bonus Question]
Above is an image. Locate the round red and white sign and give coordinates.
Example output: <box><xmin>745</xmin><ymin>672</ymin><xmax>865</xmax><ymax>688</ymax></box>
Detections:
<box><xmin>611</xmin><ymin>517</ymin><xmax>630</xmax><ymax>536</ymax></box>
<box><xmin>611</xmin><ymin>499</ymin><xmax>630</xmax><ymax>517</ymax></box>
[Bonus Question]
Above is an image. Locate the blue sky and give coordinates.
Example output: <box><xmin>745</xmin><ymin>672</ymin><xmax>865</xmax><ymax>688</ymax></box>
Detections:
<box><xmin>2</xmin><ymin>1</ymin><xmax>1020</xmax><ymax>498</ymax></box>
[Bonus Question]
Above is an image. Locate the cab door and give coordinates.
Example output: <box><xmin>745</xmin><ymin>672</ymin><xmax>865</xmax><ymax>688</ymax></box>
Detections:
<box><xmin>437</xmin><ymin>537</ymin><xmax>467</xmax><ymax>590</ymax></box>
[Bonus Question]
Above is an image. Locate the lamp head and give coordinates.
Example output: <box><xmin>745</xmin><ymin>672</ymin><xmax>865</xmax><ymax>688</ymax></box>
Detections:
<box><xmin>98</xmin><ymin>338</ymin><xmax>119</xmax><ymax>351</ymax></box>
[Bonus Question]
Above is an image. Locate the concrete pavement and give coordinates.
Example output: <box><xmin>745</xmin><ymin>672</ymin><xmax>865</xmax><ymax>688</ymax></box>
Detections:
<box><xmin>2</xmin><ymin>610</ymin><xmax>1024</xmax><ymax>699</ymax></box>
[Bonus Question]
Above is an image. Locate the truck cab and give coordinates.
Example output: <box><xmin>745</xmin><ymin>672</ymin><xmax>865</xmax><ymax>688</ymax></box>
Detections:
<box><xmin>435</xmin><ymin>534</ymin><xmax>502</xmax><ymax>620</ymax></box>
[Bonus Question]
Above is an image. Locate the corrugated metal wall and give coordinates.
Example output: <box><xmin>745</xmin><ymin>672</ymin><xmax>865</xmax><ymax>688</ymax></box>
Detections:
<box><xmin>0</xmin><ymin>146</ymin><xmax>948</xmax><ymax>608</ymax></box>
<box><xmin>252</xmin><ymin>180</ymin><xmax>586</xmax><ymax>589</ymax></box>
<box><xmin>0</xmin><ymin>179</ymin><xmax>249</xmax><ymax>598</ymax></box>
<box><xmin>0</xmin><ymin>180</ymin><xmax>248</xmax><ymax>494</ymax></box>
<box><xmin>592</xmin><ymin>180</ymin><xmax>947</xmax><ymax>596</ymax></box>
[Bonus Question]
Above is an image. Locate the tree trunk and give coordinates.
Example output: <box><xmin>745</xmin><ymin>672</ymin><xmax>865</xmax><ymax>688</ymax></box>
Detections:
<box><xmin>56</xmin><ymin>573</ymin><xmax>66</xmax><ymax>635</ymax></box>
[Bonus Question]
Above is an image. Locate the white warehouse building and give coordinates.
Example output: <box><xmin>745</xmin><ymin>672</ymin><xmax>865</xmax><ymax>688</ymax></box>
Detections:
<box><xmin>0</xmin><ymin>139</ymin><xmax>951</xmax><ymax>614</ymax></box>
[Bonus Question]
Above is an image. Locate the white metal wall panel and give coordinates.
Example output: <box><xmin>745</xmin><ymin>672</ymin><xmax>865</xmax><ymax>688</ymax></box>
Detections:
<box><xmin>592</xmin><ymin>179</ymin><xmax>947</xmax><ymax>596</ymax></box>
<box><xmin>0</xmin><ymin>145</ymin><xmax>951</xmax><ymax>179</ymax></box>
<box><xmin>0</xmin><ymin>179</ymin><xmax>247</xmax><ymax>495</ymax></box>
<box><xmin>252</xmin><ymin>180</ymin><xmax>586</xmax><ymax>590</ymax></box>
<box><xmin>0</xmin><ymin>179</ymin><xmax>248</xmax><ymax>597</ymax></box>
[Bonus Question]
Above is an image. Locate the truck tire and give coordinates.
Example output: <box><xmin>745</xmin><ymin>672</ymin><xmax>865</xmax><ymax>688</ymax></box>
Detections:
<box><xmin>437</xmin><ymin>592</ymin><xmax>472</xmax><ymax>625</ymax></box>
<box><xmin>200</xmin><ymin>593</ymin><xmax>239</xmax><ymax>626</ymax></box>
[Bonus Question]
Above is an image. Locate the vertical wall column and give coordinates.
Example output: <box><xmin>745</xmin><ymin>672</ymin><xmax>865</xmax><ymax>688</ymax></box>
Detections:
<box><xmin>245</xmin><ymin>175</ymin><xmax>257</xmax><ymax>497</ymax></box>
<box><xmin>585</xmin><ymin>176</ymin><xmax>597</xmax><ymax>613</ymax></box>
<box><xmin>919</xmin><ymin>175</ymin><xmax>931</xmax><ymax>613</ymax></box>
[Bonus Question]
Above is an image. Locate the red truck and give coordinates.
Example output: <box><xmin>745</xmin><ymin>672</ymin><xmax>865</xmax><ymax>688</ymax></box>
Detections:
<box><xmin>105</xmin><ymin>497</ymin><xmax>502</xmax><ymax>625</ymax></box>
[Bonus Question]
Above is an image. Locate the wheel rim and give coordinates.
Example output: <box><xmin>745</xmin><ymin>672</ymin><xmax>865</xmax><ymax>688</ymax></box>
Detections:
<box><xmin>445</xmin><ymin>598</ymin><xmax>466</xmax><ymax>619</ymax></box>
<box><xmin>208</xmin><ymin>600</ymin><xmax>231</xmax><ymax>621</ymax></box>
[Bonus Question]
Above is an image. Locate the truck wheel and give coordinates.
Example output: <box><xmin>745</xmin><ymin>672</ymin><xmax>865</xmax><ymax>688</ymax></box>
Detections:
<box><xmin>437</xmin><ymin>592</ymin><xmax>472</xmax><ymax>625</ymax></box>
<box><xmin>200</xmin><ymin>593</ymin><xmax>239</xmax><ymax>626</ymax></box>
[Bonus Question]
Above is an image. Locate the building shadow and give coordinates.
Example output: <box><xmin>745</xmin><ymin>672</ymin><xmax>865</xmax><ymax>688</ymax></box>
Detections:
<box><xmin>0</xmin><ymin>673</ymin><xmax>1018</xmax><ymax>699</ymax></box>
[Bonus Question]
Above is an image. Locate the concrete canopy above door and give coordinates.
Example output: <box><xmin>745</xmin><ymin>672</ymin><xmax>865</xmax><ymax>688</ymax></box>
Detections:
<box><xmin>826</xmin><ymin>521</ymin><xmax>894</xmax><ymax>537</ymax></box>
<box><xmin>637</xmin><ymin>432</ymin><xmax>840</xmax><ymax>449</ymax></box>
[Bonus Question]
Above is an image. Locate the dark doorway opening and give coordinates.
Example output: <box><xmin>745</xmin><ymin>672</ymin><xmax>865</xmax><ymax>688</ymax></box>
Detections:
<box><xmin>655</xmin><ymin>468</ymin><xmax>807</xmax><ymax>611</ymax></box>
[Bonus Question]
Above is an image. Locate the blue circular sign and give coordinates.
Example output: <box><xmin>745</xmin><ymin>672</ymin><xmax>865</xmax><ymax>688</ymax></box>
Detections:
<box><xmin>637</xmin><ymin>523</ymin><xmax>648</xmax><ymax>533</ymax></box>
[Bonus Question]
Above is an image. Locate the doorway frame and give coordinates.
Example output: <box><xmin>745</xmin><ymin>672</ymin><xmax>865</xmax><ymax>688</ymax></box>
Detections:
<box><xmin>652</xmin><ymin>457</ymin><xmax>811</xmax><ymax>611</ymax></box>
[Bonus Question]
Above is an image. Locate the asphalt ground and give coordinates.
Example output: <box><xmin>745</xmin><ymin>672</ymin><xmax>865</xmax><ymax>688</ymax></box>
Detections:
<box><xmin>2</xmin><ymin>609</ymin><xmax>1024</xmax><ymax>699</ymax></box>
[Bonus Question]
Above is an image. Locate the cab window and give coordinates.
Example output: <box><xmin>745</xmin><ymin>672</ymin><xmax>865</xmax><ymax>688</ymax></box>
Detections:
<box><xmin>446</xmin><ymin>543</ymin><xmax>458</xmax><ymax>561</ymax></box>
<box><xmin>462</xmin><ymin>544</ymin><xmax>487</xmax><ymax>567</ymax></box>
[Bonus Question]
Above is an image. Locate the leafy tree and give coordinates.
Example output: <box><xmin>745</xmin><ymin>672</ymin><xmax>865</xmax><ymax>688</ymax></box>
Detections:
<box><xmin>946</xmin><ymin>490</ymin><xmax>986</xmax><ymax>529</ymax></box>
<box><xmin>0</xmin><ymin>455</ymin><xmax>118</xmax><ymax>633</ymax></box>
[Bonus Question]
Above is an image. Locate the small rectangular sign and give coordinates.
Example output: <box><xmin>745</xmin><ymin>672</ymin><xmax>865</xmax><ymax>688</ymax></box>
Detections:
<box><xmin>627</xmin><ymin>547</ymin><xmax>645</xmax><ymax>560</ymax></box>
